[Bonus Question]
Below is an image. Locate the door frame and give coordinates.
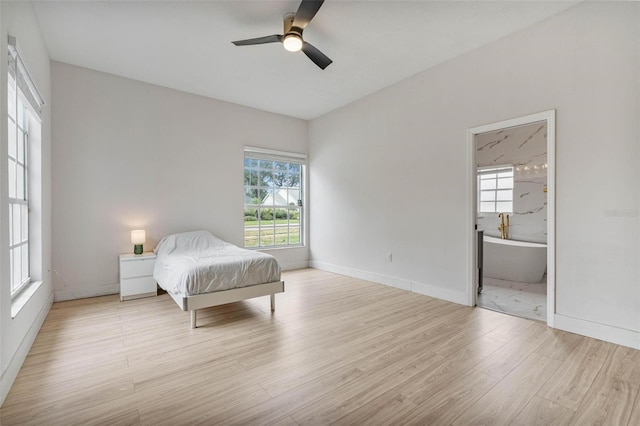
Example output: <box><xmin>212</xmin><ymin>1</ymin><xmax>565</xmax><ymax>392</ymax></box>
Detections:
<box><xmin>466</xmin><ymin>110</ymin><xmax>556</xmax><ymax>327</ymax></box>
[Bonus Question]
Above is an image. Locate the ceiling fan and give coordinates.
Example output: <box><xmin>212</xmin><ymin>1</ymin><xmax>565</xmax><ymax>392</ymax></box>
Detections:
<box><xmin>231</xmin><ymin>0</ymin><xmax>332</xmax><ymax>70</ymax></box>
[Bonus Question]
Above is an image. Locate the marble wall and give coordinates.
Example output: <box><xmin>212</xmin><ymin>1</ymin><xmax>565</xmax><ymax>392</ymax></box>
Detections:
<box><xmin>476</xmin><ymin>121</ymin><xmax>547</xmax><ymax>244</ymax></box>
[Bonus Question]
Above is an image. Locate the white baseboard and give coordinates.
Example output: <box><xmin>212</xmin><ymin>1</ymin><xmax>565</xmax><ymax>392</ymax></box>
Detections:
<box><xmin>0</xmin><ymin>292</ymin><xmax>53</xmax><ymax>407</ymax></box>
<box><xmin>554</xmin><ymin>314</ymin><xmax>640</xmax><ymax>350</ymax></box>
<box><xmin>309</xmin><ymin>261</ymin><xmax>467</xmax><ymax>305</ymax></box>
<box><xmin>411</xmin><ymin>280</ymin><xmax>469</xmax><ymax>306</ymax></box>
<box><xmin>310</xmin><ymin>260</ymin><xmax>411</xmax><ymax>291</ymax></box>
<box><xmin>280</xmin><ymin>260</ymin><xmax>309</xmax><ymax>271</ymax></box>
<box><xmin>54</xmin><ymin>283</ymin><xmax>118</xmax><ymax>302</ymax></box>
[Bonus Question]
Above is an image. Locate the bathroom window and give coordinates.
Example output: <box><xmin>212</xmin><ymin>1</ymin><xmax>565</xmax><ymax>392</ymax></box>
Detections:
<box><xmin>478</xmin><ymin>165</ymin><xmax>513</xmax><ymax>213</ymax></box>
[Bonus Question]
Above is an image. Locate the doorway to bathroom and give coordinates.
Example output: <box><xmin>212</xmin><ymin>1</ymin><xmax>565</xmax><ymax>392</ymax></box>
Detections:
<box><xmin>467</xmin><ymin>111</ymin><xmax>555</xmax><ymax>326</ymax></box>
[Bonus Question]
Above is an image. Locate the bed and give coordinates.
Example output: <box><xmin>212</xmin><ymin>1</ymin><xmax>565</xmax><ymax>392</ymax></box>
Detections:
<box><xmin>153</xmin><ymin>230</ymin><xmax>284</xmax><ymax>329</ymax></box>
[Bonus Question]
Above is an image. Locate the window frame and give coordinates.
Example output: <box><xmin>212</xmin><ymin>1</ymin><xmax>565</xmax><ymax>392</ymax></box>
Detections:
<box><xmin>477</xmin><ymin>165</ymin><xmax>514</xmax><ymax>215</ymax></box>
<box><xmin>243</xmin><ymin>147</ymin><xmax>306</xmax><ymax>249</ymax></box>
<box><xmin>8</xmin><ymin>58</ymin><xmax>32</xmax><ymax>297</ymax></box>
<box><xmin>7</xmin><ymin>35</ymin><xmax>44</xmax><ymax>300</ymax></box>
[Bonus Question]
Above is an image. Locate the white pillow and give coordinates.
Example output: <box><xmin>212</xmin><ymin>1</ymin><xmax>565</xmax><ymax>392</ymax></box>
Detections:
<box><xmin>154</xmin><ymin>230</ymin><xmax>227</xmax><ymax>256</ymax></box>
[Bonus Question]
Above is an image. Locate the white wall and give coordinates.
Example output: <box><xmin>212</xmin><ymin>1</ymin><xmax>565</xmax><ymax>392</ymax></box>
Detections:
<box><xmin>309</xmin><ymin>2</ymin><xmax>640</xmax><ymax>347</ymax></box>
<box><xmin>0</xmin><ymin>1</ymin><xmax>53</xmax><ymax>406</ymax></box>
<box><xmin>51</xmin><ymin>63</ymin><xmax>308</xmax><ymax>301</ymax></box>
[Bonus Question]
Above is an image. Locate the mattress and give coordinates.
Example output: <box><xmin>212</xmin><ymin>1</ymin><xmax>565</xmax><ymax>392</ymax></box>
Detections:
<box><xmin>153</xmin><ymin>230</ymin><xmax>281</xmax><ymax>296</ymax></box>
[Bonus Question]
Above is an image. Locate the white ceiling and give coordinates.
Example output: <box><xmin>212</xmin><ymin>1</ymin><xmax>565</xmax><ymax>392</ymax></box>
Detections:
<box><xmin>33</xmin><ymin>0</ymin><xmax>578</xmax><ymax>120</ymax></box>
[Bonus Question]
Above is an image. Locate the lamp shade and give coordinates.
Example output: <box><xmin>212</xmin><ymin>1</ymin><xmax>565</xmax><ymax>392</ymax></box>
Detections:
<box><xmin>131</xmin><ymin>230</ymin><xmax>146</xmax><ymax>244</ymax></box>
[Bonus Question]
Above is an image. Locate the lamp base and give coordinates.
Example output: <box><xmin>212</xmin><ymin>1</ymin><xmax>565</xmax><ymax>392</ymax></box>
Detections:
<box><xmin>134</xmin><ymin>244</ymin><xmax>143</xmax><ymax>255</ymax></box>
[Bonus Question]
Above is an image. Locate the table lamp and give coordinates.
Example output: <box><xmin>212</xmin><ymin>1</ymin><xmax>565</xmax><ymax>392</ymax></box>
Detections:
<box><xmin>131</xmin><ymin>230</ymin><xmax>146</xmax><ymax>255</ymax></box>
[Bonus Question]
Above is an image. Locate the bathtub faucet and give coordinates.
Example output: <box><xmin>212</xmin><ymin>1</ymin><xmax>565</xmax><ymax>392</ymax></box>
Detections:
<box><xmin>498</xmin><ymin>212</ymin><xmax>510</xmax><ymax>239</ymax></box>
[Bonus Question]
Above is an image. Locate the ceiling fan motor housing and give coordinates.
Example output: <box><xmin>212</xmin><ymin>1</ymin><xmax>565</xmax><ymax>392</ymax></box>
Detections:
<box><xmin>282</xmin><ymin>12</ymin><xmax>304</xmax><ymax>52</ymax></box>
<box><xmin>283</xmin><ymin>12</ymin><xmax>296</xmax><ymax>34</ymax></box>
<box><xmin>283</xmin><ymin>12</ymin><xmax>303</xmax><ymax>38</ymax></box>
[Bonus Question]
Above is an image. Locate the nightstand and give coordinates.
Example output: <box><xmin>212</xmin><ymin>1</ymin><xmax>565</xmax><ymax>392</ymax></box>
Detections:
<box><xmin>119</xmin><ymin>252</ymin><xmax>157</xmax><ymax>301</ymax></box>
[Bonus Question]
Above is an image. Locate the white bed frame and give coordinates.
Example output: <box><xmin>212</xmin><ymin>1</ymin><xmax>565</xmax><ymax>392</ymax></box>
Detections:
<box><xmin>167</xmin><ymin>280</ymin><xmax>285</xmax><ymax>329</ymax></box>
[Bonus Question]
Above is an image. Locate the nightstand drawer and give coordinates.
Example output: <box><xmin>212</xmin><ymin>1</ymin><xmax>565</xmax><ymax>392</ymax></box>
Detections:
<box><xmin>120</xmin><ymin>258</ymin><xmax>155</xmax><ymax>278</ymax></box>
<box><xmin>120</xmin><ymin>276</ymin><xmax>157</xmax><ymax>299</ymax></box>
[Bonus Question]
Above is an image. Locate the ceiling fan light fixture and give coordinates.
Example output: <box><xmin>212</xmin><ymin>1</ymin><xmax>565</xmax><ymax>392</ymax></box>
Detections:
<box><xmin>283</xmin><ymin>34</ymin><xmax>303</xmax><ymax>52</ymax></box>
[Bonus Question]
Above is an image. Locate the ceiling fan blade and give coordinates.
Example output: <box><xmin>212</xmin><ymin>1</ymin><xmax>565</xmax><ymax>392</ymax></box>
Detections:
<box><xmin>232</xmin><ymin>35</ymin><xmax>283</xmax><ymax>46</ymax></box>
<box><xmin>292</xmin><ymin>0</ymin><xmax>324</xmax><ymax>30</ymax></box>
<box><xmin>301</xmin><ymin>41</ymin><xmax>332</xmax><ymax>70</ymax></box>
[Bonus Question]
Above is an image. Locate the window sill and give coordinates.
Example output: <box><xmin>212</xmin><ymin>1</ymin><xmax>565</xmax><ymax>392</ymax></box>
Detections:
<box><xmin>11</xmin><ymin>280</ymin><xmax>43</xmax><ymax>319</ymax></box>
<box><xmin>246</xmin><ymin>245</ymin><xmax>305</xmax><ymax>251</ymax></box>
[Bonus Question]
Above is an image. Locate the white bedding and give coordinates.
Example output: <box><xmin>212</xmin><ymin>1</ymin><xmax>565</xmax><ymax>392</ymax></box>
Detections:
<box><xmin>153</xmin><ymin>231</ymin><xmax>281</xmax><ymax>296</ymax></box>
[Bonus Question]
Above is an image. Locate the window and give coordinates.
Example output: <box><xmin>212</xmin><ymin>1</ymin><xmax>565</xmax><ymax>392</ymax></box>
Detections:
<box><xmin>244</xmin><ymin>147</ymin><xmax>305</xmax><ymax>248</ymax></box>
<box><xmin>478</xmin><ymin>165</ymin><xmax>514</xmax><ymax>214</ymax></box>
<box><xmin>8</xmin><ymin>36</ymin><xmax>43</xmax><ymax>297</ymax></box>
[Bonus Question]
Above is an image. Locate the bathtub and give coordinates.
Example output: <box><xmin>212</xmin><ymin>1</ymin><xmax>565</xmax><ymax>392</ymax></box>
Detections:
<box><xmin>483</xmin><ymin>235</ymin><xmax>547</xmax><ymax>283</ymax></box>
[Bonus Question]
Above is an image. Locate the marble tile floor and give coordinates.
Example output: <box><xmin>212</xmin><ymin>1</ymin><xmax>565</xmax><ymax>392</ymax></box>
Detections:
<box><xmin>477</xmin><ymin>276</ymin><xmax>547</xmax><ymax>322</ymax></box>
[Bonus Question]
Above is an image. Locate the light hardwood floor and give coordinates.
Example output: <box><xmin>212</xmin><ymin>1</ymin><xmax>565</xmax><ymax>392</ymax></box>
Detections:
<box><xmin>2</xmin><ymin>268</ymin><xmax>639</xmax><ymax>425</ymax></box>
